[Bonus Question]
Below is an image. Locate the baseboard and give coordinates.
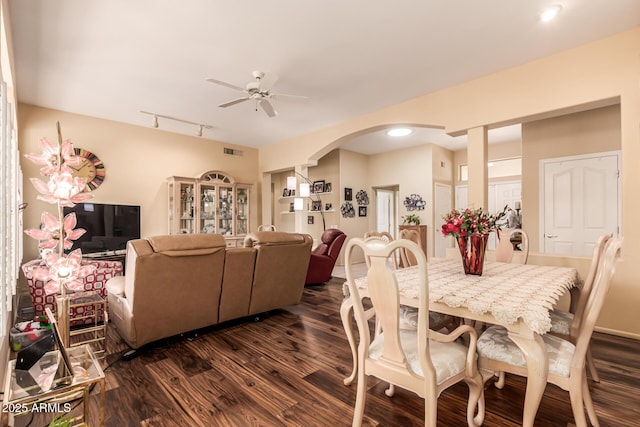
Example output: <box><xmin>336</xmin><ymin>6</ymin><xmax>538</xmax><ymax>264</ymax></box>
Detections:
<box><xmin>594</xmin><ymin>325</ymin><xmax>640</xmax><ymax>340</ymax></box>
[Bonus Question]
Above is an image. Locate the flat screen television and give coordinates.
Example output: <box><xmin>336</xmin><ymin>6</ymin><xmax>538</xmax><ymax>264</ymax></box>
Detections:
<box><xmin>62</xmin><ymin>203</ymin><xmax>140</xmax><ymax>254</ymax></box>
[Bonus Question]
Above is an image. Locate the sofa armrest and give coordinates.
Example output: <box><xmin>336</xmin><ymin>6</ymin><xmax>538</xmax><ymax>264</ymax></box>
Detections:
<box><xmin>106</xmin><ymin>276</ymin><xmax>125</xmax><ymax>297</ymax></box>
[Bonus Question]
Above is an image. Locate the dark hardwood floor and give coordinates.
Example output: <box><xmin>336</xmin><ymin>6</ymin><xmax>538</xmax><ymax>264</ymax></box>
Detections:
<box><xmin>15</xmin><ymin>280</ymin><xmax>640</xmax><ymax>426</ymax></box>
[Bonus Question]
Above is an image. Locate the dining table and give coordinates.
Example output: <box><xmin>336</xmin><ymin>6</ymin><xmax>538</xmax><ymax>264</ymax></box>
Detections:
<box><xmin>340</xmin><ymin>257</ymin><xmax>580</xmax><ymax>427</ymax></box>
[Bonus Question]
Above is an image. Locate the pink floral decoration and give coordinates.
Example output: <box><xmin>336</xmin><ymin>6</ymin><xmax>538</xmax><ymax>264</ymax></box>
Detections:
<box><xmin>24</xmin><ymin>211</ymin><xmax>86</xmax><ymax>250</ymax></box>
<box><xmin>25</xmin><ymin>138</ymin><xmax>83</xmax><ymax>176</ymax></box>
<box><xmin>30</xmin><ymin>171</ymin><xmax>92</xmax><ymax>207</ymax></box>
<box><xmin>23</xmin><ymin>123</ymin><xmax>96</xmax><ymax>296</ymax></box>
<box><xmin>33</xmin><ymin>250</ymin><xmax>95</xmax><ymax>295</ymax></box>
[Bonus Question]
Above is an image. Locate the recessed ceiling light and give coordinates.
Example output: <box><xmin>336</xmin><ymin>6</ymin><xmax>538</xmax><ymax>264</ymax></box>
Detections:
<box><xmin>540</xmin><ymin>4</ymin><xmax>562</xmax><ymax>22</ymax></box>
<box><xmin>387</xmin><ymin>128</ymin><xmax>413</xmax><ymax>137</ymax></box>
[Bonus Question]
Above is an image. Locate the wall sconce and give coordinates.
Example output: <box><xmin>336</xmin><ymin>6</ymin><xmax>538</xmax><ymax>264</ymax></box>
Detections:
<box><xmin>140</xmin><ymin>110</ymin><xmax>213</xmax><ymax>137</ymax></box>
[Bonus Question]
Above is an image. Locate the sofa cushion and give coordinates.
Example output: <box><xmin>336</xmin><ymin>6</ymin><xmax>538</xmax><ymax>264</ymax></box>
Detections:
<box><xmin>147</xmin><ymin>234</ymin><xmax>226</xmax><ymax>255</ymax></box>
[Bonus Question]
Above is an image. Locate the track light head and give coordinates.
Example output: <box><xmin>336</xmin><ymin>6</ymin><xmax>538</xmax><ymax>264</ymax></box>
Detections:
<box><xmin>152</xmin><ymin>115</ymin><xmax>159</xmax><ymax>128</ymax></box>
<box><xmin>197</xmin><ymin>125</ymin><xmax>203</xmax><ymax>137</ymax></box>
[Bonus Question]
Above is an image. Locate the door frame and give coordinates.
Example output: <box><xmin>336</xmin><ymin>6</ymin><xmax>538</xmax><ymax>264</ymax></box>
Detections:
<box><xmin>538</xmin><ymin>150</ymin><xmax>621</xmax><ymax>253</ymax></box>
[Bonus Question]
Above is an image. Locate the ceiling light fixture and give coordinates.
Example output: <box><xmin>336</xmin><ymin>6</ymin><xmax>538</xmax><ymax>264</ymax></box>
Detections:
<box><xmin>140</xmin><ymin>110</ymin><xmax>213</xmax><ymax>137</ymax></box>
<box><xmin>540</xmin><ymin>4</ymin><xmax>562</xmax><ymax>22</ymax></box>
<box><xmin>387</xmin><ymin>128</ymin><xmax>413</xmax><ymax>137</ymax></box>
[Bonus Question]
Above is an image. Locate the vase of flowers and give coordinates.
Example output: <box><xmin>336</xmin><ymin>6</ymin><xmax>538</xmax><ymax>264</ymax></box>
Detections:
<box><xmin>441</xmin><ymin>206</ymin><xmax>507</xmax><ymax>275</ymax></box>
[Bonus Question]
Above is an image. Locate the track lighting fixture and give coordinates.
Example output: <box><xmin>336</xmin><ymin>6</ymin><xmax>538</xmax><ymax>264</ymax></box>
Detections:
<box><xmin>140</xmin><ymin>110</ymin><xmax>213</xmax><ymax>137</ymax></box>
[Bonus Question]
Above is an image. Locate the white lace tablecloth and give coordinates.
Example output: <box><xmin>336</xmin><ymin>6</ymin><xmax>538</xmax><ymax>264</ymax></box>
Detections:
<box><xmin>352</xmin><ymin>258</ymin><xmax>580</xmax><ymax>334</ymax></box>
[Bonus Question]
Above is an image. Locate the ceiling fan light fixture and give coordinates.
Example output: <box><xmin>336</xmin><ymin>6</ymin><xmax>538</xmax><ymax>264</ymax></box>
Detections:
<box><xmin>387</xmin><ymin>128</ymin><xmax>413</xmax><ymax>137</ymax></box>
<box><xmin>540</xmin><ymin>4</ymin><xmax>562</xmax><ymax>22</ymax></box>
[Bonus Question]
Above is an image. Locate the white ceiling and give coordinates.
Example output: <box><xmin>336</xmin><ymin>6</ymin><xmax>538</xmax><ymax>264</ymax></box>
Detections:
<box><xmin>7</xmin><ymin>1</ymin><xmax>640</xmax><ymax>154</ymax></box>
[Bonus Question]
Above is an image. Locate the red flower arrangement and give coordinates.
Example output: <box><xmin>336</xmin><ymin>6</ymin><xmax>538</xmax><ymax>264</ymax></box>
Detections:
<box><xmin>441</xmin><ymin>206</ymin><xmax>507</xmax><ymax>238</ymax></box>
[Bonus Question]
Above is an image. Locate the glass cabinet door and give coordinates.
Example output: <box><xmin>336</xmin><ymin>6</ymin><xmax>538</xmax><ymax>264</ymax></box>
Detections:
<box><xmin>236</xmin><ymin>187</ymin><xmax>249</xmax><ymax>235</ymax></box>
<box><xmin>199</xmin><ymin>183</ymin><xmax>217</xmax><ymax>234</ymax></box>
<box><xmin>218</xmin><ymin>186</ymin><xmax>234</xmax><ymax>236</ymax></box>
<box><xmin>179</xmin><ymin>182</ymin><xmax>196</xmax><ymax>233</ymax></box>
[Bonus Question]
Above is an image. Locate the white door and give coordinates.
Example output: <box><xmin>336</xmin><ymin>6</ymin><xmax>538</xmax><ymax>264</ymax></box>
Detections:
<box><xmin>541</xmin><ymin>152</ymin><xmax>620</xmax><ymax>256</ymax></box>
<box><xmin>434</xmin><ymin>183</ymin><xmax>452</xmax><ymax>257</ymax></box>
<box><xmin>376</xmin><ymin>189</ymin><xmax>395</xmax><ymax>237</ymax></box>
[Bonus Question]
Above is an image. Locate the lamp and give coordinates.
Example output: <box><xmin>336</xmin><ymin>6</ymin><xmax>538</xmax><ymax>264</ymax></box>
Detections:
<box><xmin>289</xmin><ymin>171</ymin><xmax>325</xmax><ymax>230</ymax></box>
<box><xmin>140</xmin><ymin>110</ymin><xmax>213</xmax><ymax>137</ymax></box>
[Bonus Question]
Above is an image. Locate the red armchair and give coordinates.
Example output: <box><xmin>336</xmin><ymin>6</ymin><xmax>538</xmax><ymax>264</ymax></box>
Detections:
<box><xmin>305</xmin><ymin>228</ymin><xmax>346</xmax><ymax>285</ymax></box>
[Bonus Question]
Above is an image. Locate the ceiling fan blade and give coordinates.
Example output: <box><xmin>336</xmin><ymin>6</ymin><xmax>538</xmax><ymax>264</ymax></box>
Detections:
<box><xmin>206</xmin><ymin>78</ymin><xmax>246</xmax><ymax>92</ymax></box>
<box><xmin>260</xmin><ymin>99</ymin><xmax>277</xmax><ymax>117</ymax></box>
<box><xmin>258</xmin><ymin>72</ymin><xmax>279</xmax><ymax>92</ymax></box>
<box><xmin>218</xmin><ymin>97</ymin><xmax>250</xmax><ymax>108</ymax></box>
<box><xmin>270</xmin><ymin>92</ymin><xmax>308</xmax><ymax>100</ymax></box>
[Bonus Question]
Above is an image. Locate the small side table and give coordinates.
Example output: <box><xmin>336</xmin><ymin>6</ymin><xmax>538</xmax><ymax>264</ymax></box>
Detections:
<box><xmin>3</xmin><ymin>344</ymin><xmax>105</xmax><ymax>426</ymax></box>
<box><xmin>63</xmin><ymin>291</ymin><xmax>108</xmax><ymax>360</ymax></box>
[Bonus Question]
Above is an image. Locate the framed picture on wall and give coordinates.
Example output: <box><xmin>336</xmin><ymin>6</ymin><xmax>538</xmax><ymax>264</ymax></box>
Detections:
<box><xmin>359</xmin><ymin>206</ymin><xmax>367</xmax><ymax>217</ymax></box>
<box><xmin>324</xmin><ymin>182</ymin><xmax>332</xmax><ymax>193</ymax></box>
<box><xmin>311</xmin><ymin>200</ymin><xmax>322</xmax><ymax>211</ymax></box>
<box><xmin>344</xmin><ymin>187</ymin><xmax>353</xmax><ymax>201</ymax></box>
<box><xmin>307</xmin><ymin>215</ymin><xmax>314</xmax><ymax>224</ymax></box>
<box><xmin>312</xmin><ymin>180</ymin><xmax>325</xmax><ymax>193</ymax></box>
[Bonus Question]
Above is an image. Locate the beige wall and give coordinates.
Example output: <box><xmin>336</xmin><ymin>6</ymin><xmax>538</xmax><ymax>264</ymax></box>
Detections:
<box><xmin>522</xmin><ymin>105</ymin><xmax>621</xmax><ymax>252</ymax></box>
<box><xmin>18</xmin><ymin>104</ymin><xmax>260</xmax><ymax>264</ymax></box>
<box><xmin>258</xmin><ymin>29</ymin><xmax>640</xmax><ymax>338</ymax></box>
<box><xmin>337</xmin><ymin>149</ymin><xmax>369</xmax><ymax>264</ymax></box>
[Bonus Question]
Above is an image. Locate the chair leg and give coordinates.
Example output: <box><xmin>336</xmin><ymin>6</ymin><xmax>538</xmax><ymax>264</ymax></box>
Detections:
<box><xmin>568</xmin><ymin>379</ymin><xmax>589</xmax><ymax>427</ymax></box>
<box><xmin>424</xmin><ymin>395</ymin><xmax>438</xmax><ymax>427</ymax></box>
<box><xmin>582</xmin><ymin>371</ymin><xmax>600</xmax><ymax>427</ymax></box>
<box><xmin>586</xmin><ymin>346</ymin><xmax>600</xmax><ymax>382</ymax></box>
<box><xmin>465</xmin><ymin>373</ymin><xmax>485</xmax><ymax>427</ymax></box>
<box><xmin>352</xmin><ymin>369</ymin><xmax>367</xmax><ymax>427</ymax></box>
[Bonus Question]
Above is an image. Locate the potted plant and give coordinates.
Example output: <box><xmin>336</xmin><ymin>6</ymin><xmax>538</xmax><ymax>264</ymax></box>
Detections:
<box><xmin>402</xmin><ymin>214</ymin><xmax>421</xmax><ymax>225</ymax></box>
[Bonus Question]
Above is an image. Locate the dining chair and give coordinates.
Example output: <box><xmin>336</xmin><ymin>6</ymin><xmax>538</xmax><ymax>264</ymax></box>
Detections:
<box><xmin>364</xmin><ymin>231</ymin><xmax>458</xmax><ymax>334</ymax></box>
<box><xmin>495</xmin><ymin>228</ymin><xmax>529</xmax><ymax>264</ymax></box>
<box><xmin>344</xmin><ymin>237</ymin><xmax>485</xmax><ymax>427</ymax></box>
<box><xmin>476</xmin><ymin>237</ymin><xmax>622</xmax><ymax>427</ymax></box>
<box><xmin>548</xmin><ymin>233</ymin><xmax>613</xmax><ymax>382</ymax></box>
<box><xmin>399</xmin><ymin>228</ymin><xmax>421</xmax><ymax>267</ymax></box>
<box><xmin>363</xmin><ymin>231</ymin><xmax>396</xmax><ymax>268</ymax></box>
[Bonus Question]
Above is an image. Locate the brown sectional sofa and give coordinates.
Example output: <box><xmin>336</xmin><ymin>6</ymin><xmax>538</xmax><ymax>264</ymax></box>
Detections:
<box><xmin>105</xmin><ymin>231</ymin><xmax>313</xmax><ymax>349</ymax></box>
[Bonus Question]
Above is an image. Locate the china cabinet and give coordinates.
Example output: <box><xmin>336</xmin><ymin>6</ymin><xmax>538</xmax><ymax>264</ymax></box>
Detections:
<box><xmin>168</xmin><ymin>171</ymin><xmax>250</xmax><ymax>242</ymax></box>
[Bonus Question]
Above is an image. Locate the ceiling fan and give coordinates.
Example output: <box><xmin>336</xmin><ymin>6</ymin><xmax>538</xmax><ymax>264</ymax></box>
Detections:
<box><xmin>206</xmin><ymin>71</ymin><xmax>306</xmax><ymax>117</ymax></box>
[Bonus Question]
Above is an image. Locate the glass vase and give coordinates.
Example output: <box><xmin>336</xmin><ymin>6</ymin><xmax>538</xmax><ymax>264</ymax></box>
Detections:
<box><xmin>456</xmin><ymin>234</ymin><xmax>489</xmax><ymax>275</ymax></box>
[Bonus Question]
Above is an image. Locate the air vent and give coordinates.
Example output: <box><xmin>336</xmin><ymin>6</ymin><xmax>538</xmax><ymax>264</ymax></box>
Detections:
<box><xmin>224</xmin><ymin>147</ymin><xmax>243</xmax><ymax>156</ymax></box>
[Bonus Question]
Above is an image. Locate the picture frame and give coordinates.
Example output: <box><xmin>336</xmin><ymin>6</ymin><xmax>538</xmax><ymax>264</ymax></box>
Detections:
<box><xmin>312</xmin><ymin>180</ymin><xmax>325</xmax><ymax>194</ymax></box>
<box><xmin>324</xmin><ymin>182</ymin><xmax>332</xmax><ymax>193</ymax></box>
<box><xmin>307</xmin><ymin>215</ymin><xmax>314</xmax><ymax>225</ymax></box>
<box><xmin>311</xmin><ymin>200</ymin><xmax>322</xmax><ymax>211</ymax></box>
<box><xmin>282</xmin><ymin>188</ymin><xmax>290</xmax><ymax>197</ymax></box>
<box><xmin>344</xmin><ymin>187</ymin><xmax>353</xmax><ymax>201</ymax></box>
<box><xmin>325</xmin><ymin>202</ymin><xmax>332</xmax><ymax>211</ymax></box>
<box><xmin>359</xmin><ymin>206</ymin><xmax>367</xmax><ymax>217</ymax></box>
<box><xmin>289</xmin><ymin>202</ymin><xmax>295</xmax><ymax>212</ymax></box>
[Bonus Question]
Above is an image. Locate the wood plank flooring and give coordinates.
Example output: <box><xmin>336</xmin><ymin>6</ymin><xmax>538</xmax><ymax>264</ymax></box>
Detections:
<box><xmin>15</xmin><ymin>279</ymin><xmax>640</xmax><ymax>426</ymax></box>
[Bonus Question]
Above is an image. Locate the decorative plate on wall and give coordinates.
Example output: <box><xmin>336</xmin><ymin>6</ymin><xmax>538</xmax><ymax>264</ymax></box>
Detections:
<box><xmin>340</xmin><ymin>201</ymin><xmax>355</xmax><ymax>218</ymax></box>
<box><xmin>356</xmin><ymin>190</ymin><xmax>369</xmax><ymax>205</ymax></box>
<box><xmin>404</xmin><ymin>194</ymin><xmax>426</xmax><ymax>211</ymax></box>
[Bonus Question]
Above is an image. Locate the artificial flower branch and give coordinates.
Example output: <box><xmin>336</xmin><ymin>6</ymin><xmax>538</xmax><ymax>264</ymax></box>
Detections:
<box><xmin>24</xmin><ymin>122</ymin><xmax>95</xmax><ymax>296</ymax></box>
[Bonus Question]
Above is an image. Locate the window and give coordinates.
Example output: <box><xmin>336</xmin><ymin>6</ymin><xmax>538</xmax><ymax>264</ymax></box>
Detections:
<box><xmin>0</xmin><ymin>78</ymin><xmax>22</xmax><ymax>338</ymax></box>
<box><xmin>459</xmin><ymin>157</ymin><xmax>522</xmax><ymax>181</ymax></box>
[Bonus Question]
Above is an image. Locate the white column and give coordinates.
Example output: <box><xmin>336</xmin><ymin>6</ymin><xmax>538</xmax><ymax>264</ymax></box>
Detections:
<box><xmin>467</xmin><ymin>126</ymin><xmax>488</xmax><ymax>210</ymax></box>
